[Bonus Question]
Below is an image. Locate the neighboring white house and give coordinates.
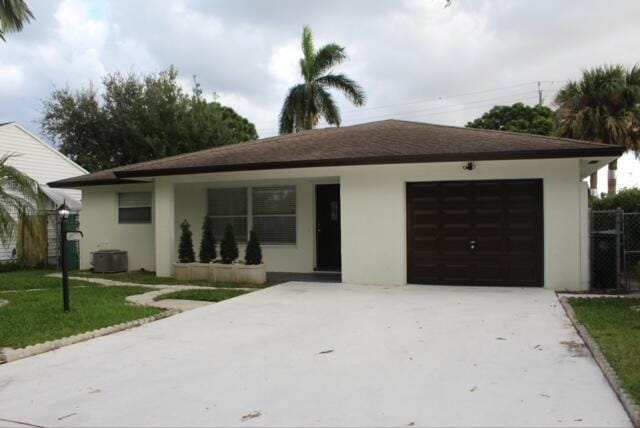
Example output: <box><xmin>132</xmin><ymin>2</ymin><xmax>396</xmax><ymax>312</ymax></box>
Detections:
<box><xmin>0</xmin><ymin>122</ymin><xmax>88</xmax><ymax>262</ymax></box>
<box><xmin>50</xmin><ymin>119</ymin><xmax>622</xmax><ymax>291</ymax></box>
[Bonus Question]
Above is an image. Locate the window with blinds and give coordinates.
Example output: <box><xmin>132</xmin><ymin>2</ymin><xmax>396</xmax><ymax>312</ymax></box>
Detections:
<box><xmin>207</xmin><ymin>188</ymin><xmax>248</xmax><ymax>242</ymax></box>
<box><xmin>206</xmin><ymin>186</ymin><xmax>296</xmax><ymax>245</ymax></box>
<box><xmin>252</xmin><ymin>186</ymin><xmax>296</xmax><ymax>244</ymax></box>
<box><xmin>118</xmin><ymin>192</ymin><xmax>152</xmax><ymax>224</ymax></box>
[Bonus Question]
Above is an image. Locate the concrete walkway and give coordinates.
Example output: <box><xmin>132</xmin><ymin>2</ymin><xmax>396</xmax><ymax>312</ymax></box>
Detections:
<box><xmin>47</xmin><ymin>274</ymin><xmax>254</xmax><ymax>311</ymax></box>
<box><xmin>0</xmin><ymin>283</ymin><xmax>631</xmax><ymax>427</ymax></box>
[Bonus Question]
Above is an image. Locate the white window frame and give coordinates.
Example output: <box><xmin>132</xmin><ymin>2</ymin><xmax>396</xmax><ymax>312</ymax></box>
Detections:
<box><xmin>117</xmin><ymin>191</ymin><xmax>152</xmax><ymax>224</ymax></box>
<box><xmin>206</xmin><ymin>185</ymin><xmax>297</xmax><ymax>246</ymax></box>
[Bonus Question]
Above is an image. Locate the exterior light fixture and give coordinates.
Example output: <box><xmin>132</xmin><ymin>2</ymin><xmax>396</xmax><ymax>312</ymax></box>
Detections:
<box><xmin>57</xmin><ymin>200</ymin><xmax>71</xmax><ymax>312</ymax></box>
<box><xmin>462</xmin><ymin>161</ymin><xmax>476</xmax><ymax>171</ymax></box>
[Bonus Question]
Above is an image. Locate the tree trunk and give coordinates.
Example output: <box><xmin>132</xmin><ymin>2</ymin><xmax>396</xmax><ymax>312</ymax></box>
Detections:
<box><xmin>589</xmin><ymin>171</ymin><xmax>598</xmax><ymax>197</ymax></box>
<box><xmin>607</xmin><ymin>159</ymin><xmax>617</xmax><ymax>196</ymax></box>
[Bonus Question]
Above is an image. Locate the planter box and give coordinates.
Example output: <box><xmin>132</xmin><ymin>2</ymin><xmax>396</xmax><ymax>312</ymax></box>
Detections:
<box><xmin>174</xmin><ymin>263</ymin><xmax>191</xmax><ymax>281</ymax></box>
<box><xmin>190</xmin><ymin>263</ymin><xmax>212</xmax><ymax>281</ymax></box>
<box><xmin>235</xmin><ymin>263</ymin><xmax>267</xmax><ymax>285</ymax></box>
<box><xmin>213</xmin><ymin>263</ymin><xmax>235</xmax><ymax>283</ymax></box>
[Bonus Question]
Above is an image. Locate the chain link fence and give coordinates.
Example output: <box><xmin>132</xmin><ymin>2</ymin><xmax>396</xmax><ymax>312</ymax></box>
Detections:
<box><xmin>590</xmin><ymin>209</ymin><xmax>640</xmax><ymax>292</ymax></box>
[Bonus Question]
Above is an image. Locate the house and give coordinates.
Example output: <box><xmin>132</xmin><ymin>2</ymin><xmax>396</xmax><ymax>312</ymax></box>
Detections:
<box><xmin>0</xmin><ymin>122</ymin><xmax>87</xmax><ymax>264</ymax></box>
<box><xmin>49</xmin><ymin>120</ymin><xmax>622</xmax><ymax>291</ymax></box>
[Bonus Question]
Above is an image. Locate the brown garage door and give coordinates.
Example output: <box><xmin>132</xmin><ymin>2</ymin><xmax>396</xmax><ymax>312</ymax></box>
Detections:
<box><xmin>407</xmin><ymin>179</ymin><xmax>543</xmax><ymax>287</ymax></box>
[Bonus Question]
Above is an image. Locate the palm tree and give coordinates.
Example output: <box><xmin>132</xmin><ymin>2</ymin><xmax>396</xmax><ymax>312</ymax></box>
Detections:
<box><xmin>0</xmin><ymin>154</ymin><xmax>44</xmax><ymax>262</ymax></box>
<box><xmin>279</xmin><ymin>26</ymin><xmax>365</xmax><ymax>134</ymax></box>
<box><xmin>0</xmin><ymin>0</ymin><xmax>34</xmax><ymax>41</ymax></box>
<box><xmin>555</xmin><ymin>65</ymin><xmax>640</xmax><ymax>196</ymax></box>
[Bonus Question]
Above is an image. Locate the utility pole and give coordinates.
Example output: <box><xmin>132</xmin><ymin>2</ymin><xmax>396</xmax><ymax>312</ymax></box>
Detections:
<box><xmin>537</xmin><ymin>81</ymin><xmax>543</xmax><ymax>106</ymax></box>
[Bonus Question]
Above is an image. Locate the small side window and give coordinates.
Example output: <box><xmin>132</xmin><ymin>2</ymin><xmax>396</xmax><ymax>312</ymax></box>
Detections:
<box><xmin>118</xmin><ymin>192</ymin><xmax>152</xmax><ymax>224</ymax></box>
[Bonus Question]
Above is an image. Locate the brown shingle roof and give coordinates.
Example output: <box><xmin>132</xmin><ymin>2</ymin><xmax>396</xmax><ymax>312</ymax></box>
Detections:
<box><xmin>48</xmin><ymin>119</ymin><xmax>623</xmax><ymax>188</ymax></box>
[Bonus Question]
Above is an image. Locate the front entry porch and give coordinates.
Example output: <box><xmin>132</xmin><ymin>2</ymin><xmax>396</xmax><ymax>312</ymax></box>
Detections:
<box><xmin>153</xmin><ymin>175</ymin><xmax>342</xmax><ymax>278</ymax></box>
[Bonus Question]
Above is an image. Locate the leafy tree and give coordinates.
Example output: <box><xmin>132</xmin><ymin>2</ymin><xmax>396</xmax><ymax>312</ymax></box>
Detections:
<box><xmin>0</xmin><ymin>0</ymin><xmax>34</xmax><ymax>41</ymax></box>
<box><xmin>178</xmin><ymin>220</ymin><xmax>195</xmax><ymax>263</ymax></box>
<box><xmin>40</xmin><ymin>67</ymin><xmax>258</xmax><ymax>171</ymax></box>
<box><xmin>555</xmin><ymin>65</ymin><xmax>640</xmax><ymax>196</ymax></box>
<box><xmin>199</xmin><ymin>216</ymin><xmax>217</xmax><ymax>263</ymax></box>
<box><xmin>0</xmin><ymin>154</ymin><xmax>44</xmax><ymax>265</ymax></box>
<box><xmin>466</xmin><ymin>102</ymin><xmax>555</xmax><ymax>135</ymax></box>
<box><xmin>279</xmin><ymin>26</ymin><xmax>365</xmax><ymax>134</ymax></box>
<box><xmin>244</xmin><ymin>230</ymin><xmax>262</xmax><ymax>265</ymax></box>
<box><xmin>219</xmin><ymin>224</ymin><xmax>238</xmax><ymax>264</ymax></box>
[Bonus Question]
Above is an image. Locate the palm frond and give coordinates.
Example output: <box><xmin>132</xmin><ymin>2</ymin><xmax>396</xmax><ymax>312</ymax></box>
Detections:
<box><xmin>315</xmin><ymin>87</ymin><xmax>340</xmax><ymax>126</ymax></box>
<box><xmin>314</xmin><ymin>44</ymin><xmax>347</xmax><ymax>77</ymax></box>
<box><xmin>316</xmin><ymin>74</ymin><xmax>366</xmax><ymax>106</ymax></box>
<box><xmin>300</xmin><ymin>25</ymin><xmax>315</xmax><ymax>82</ymax></box>
<box><xmin>278</xmin><ymin>84</ymin><xmax>306</xmax><ymax>134</ymax></box>
<box><xmin>0</xmin><ymin>0</ymin><xmax>34</xmax><ymax>41</ymax></box>
<box><xmin>0</xmin><ymin>153</ymin><xmax>44</xmax><ymax>246</ymax></box>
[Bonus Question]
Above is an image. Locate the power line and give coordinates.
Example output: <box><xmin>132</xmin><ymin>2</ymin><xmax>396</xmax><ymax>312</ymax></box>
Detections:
<box><xmin>257</xmin><ymin>91</ymin><xmax>538</xmax><ymax>134</ymax></box>
<box><xmin>254</xmin><ymin>81</ymin><xmax>562</xmax><ymax>136</ymax></box>
<box><xmin>251</xmin><ymin>80</ymin><xmax>560</xmax><ymax>128</ymax></box>
<box><xmin>339</xmin><ymin>89</ymin><xmax>542</xmax><ymax>121</ymax></box>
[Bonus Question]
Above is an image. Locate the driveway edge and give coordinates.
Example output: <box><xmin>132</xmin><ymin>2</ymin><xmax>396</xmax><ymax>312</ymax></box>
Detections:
<box><xmin>559</xmin><ymin>296</ymin><xmax>640</xmax><ymax>428</ymax></box>
<box><xmin>0</xmin><ymin>310</ymin><xmax>177</xmax><ymax>365</ymax></box>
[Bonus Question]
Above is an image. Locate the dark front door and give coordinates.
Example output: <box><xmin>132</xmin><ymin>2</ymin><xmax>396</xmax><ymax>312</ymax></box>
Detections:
<box><xmin>316</xmin><ymin>184</ymin><xmax>341</xmax><ymax>271</ymax></box>
<box><xmin>406</xmin><ymin>179</ymin><xmax>543</xmax><ymax>287</ymax></box>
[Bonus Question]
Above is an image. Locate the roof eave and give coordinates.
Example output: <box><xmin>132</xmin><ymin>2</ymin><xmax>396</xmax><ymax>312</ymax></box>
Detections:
<box><xmin>47</xmin><ymin>178</ymin><xmax>148</xmax><ymax>188</ymax></box>
<box><xmin>114</xmin><ymin>147</ymin><xmax>624</xmax><ymax>179</ymax></box>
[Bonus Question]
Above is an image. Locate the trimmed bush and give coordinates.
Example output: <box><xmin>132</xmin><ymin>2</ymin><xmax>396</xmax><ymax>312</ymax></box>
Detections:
<box><xmin>220</xmin><ymin>224</ymin><xmax>239</xmax><ymax>264</ymax></box>
<box><xmin>245</xmin><ymin>230</ymin><xmax>263</xmax><ymax>265</ymax></box>
<box><xmin>199</xmin><ymin>216</ymin><xmax>217</xmax><ymax>263</ymax></box>
<box><xmin>591</xmin><ymin>187</ymin><xmax>640</xmax><ymax>212</ymax></box>
<box><xmin>178</xmin><ymin>220</ymin><xmax>195</xmax><ymax>263</ymax></box>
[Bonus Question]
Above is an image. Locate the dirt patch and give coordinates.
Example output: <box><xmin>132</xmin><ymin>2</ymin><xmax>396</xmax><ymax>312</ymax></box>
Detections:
<box><xmin>560</xmin><ymin>340</ymin><xmax>589</xmax><ymax>357</ymax></box>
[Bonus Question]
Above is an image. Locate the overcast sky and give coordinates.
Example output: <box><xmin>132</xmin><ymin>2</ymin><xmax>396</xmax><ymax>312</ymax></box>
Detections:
<box><xmin>1</xmin><ymin>0</ymin><xmax>639</xmax><ymax>190</ymax></box>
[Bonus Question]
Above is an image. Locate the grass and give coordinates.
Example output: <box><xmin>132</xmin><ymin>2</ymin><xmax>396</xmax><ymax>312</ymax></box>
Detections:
<box><xmin>155</xmin><ymin>288</ymin><xmax>251</xmax><ymax>302</ymax></box>
<box><xmin>71</xmin><ymin>269</ymin><xmax>271</xmax><ymax>288</ymax></box>
<box><xmin>0</xmin><ymin>269</ymin><xmax>92</xmax><ymax>291</ymax></box>
<box><xmin>569</xmin><ymin>297</ymin><xmax>640</xmax><ymax>404</ymax></box>
<box><xmin>0</xmin><ymin>285</ymin><xmax>160</xmax><ymax>348</ymax></box>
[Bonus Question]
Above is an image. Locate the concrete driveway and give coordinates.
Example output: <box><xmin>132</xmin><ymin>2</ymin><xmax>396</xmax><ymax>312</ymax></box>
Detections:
<box><xmin>0</xmin><ymin>283</ymin><xmax>631</xmax><ymax>427</ymax></box>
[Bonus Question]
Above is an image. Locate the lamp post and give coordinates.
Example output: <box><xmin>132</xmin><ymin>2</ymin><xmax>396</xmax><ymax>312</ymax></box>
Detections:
<box><xmin>58</xmin><ymin>201</ymin><xmax>71</xmax><ymax>312</ymax></box>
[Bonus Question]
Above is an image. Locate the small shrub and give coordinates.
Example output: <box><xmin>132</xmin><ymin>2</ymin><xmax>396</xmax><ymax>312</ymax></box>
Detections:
<box><xmin>199</xmin><ymin>216</ymin><xmax>217</xmax><ymax>263</ymax></box>
<box><xmin>178</xmin><ymin>220</ymin><xmax>195</xmax><ymax>263</ymax></box>
<box><xmin>245</xmin><ymin>230</ymin><xmax>263</xmax><ymax>265</ymax></box>
<box><xmin>219</xmin><ymin>224</ymin><xmax>238</xmax><ymax>264</ymax></box>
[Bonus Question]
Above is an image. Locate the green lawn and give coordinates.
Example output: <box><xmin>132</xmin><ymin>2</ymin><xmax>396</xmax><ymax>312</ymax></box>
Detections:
<box><xmin>0</xmin><ymin>270</ymin><xmax>161</xmax><ymax>349</ymax></box>
<box><xmin>71</xmin><ymin>269</ymin><xmax>270</xmax><ymax>288</ymax></box>
<box><xmin>0</xmin><ymin>269</ymin><xmax>90</xmax><ymax>291</ymax></box>
<box><xmin>155</xmin><ymin>288</ymin><xmax>251</xmax><ymax>302</ymax></box>
<box><xmin>0</xmin><ymin>285</ymin><xmax>160</xmax><ymax>348</ymax></box>
<box><xmin>569</xmin><ymin>297</ymin><xmax>640</xmax><ymax>404</ymax></box>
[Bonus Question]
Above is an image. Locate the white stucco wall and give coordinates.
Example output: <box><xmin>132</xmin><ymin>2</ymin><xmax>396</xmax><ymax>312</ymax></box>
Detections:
<box><xmin>79</xmin><ymin>183</ymin><xmax>155</xmax><ymax>271</ymax></box>
<box><xmin>77</xmin><ymin>158</ymin><xmax>591</xmax><ymax>291</ymax></box>
<box><xmin>339</xmin><ymin>159</ymin><xmax>583</xmax><ymax>290</ymax></box>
